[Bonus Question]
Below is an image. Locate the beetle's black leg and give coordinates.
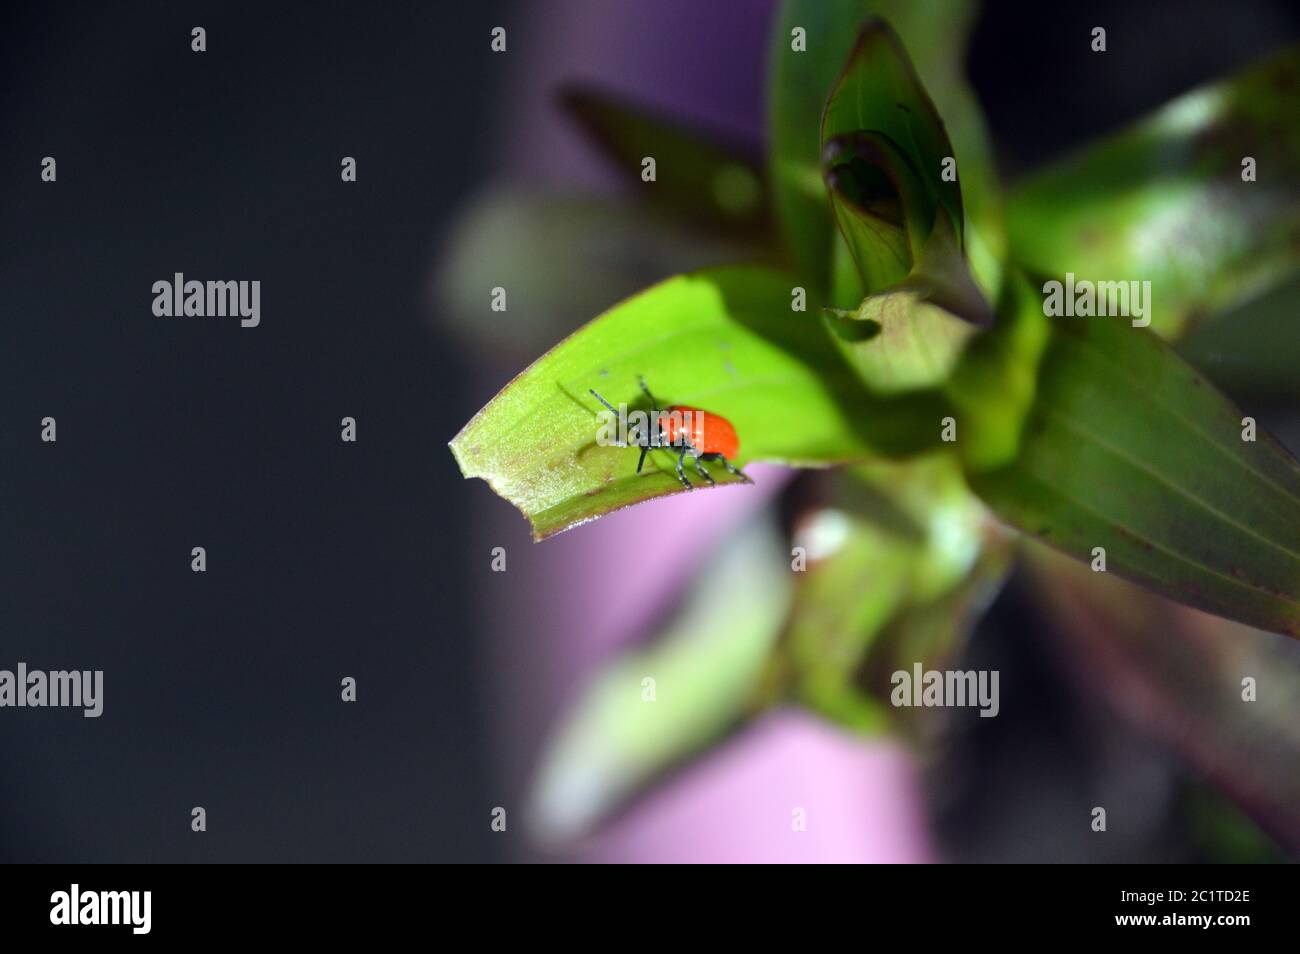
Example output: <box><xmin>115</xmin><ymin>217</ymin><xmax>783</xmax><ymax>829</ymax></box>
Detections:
<box><xmin>675</xmin><ymin>447</ymin><xmax>692</xmax><ymax>489</ymax></box>
<box><xmin>693</xmin><ymin>455</ymin><xmax>716</xmax><ymax>486</ymax></box>
<box><xmin>637</xmin><ymin>446</ymin><xmax>648</xmax><ymax>474</ymax></box>
<box><xmin>706</xmin><ymin>453</ymin><xmax>752</xmax><ymax>484</ymax></box>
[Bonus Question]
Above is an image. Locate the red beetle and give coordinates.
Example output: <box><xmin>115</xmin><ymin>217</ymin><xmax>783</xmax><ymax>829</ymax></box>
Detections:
<box><xmin>589</xmin><ymin>377</ymin><xmax>750</xmax><ymax>489</ymax></box>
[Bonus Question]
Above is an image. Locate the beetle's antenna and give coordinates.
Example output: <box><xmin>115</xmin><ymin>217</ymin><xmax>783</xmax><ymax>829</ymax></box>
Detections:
<box><xmin>588</xmin><ymin>388</ymin><xmax>619</xmax><ymax>416</ymax></box>
<box><xmin>637</xmin><ymin>376</ymin><xmax>659</xmax><ymax>412</ymax></box>
<box><xmin>589</xmin><ymin>388</ymin><xmax>629</xmax><ymax>447</ymax></box>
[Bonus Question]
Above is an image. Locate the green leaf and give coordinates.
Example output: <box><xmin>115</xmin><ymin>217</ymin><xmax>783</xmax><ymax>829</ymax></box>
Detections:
<box><xmin>820</xmin><ymin>22</ymin><xmax>966</xmax><ymax>258</ymax></box>
<box><xmin>1007</xmin><ymin>43</ymin><xmax>1300</xmax><ymax>340</ymax></box>
<box><xmin>969</xmin><ymin>309</ymin><xmax>1300</xmax><ymax>638</ymax></box>
<box><xmin>823</xmin><ymin>132</ymin><xmax>921</xmax><ymax>293</ymax></box>
<box><xmin>769</xmin><ymin>0</ymin><xmax>880</xmax><ymax>285</ymax></box>
<box><xmin>943</xmin><ymin>271</ymin><xmax>1053</xmax><ymax>471</ymax></box>
<box><xmin>824</xmin><ymin>133</ymin><xmax>990</xmax><ymax>323</ymax></box>
<box><xmin>527</xmin><ymin>515</ymin><xmax>791</xmax><ymax>841</ymax></box>
<box><xmin>450</xmin><ymin>265</ymin><xmax>929</xmax><ymax>540</ymax></box>
<box><xmin>768</xmin><ymin>0</ymin><xmax>1001</xmax><ymax>292</ymax></box>
<box><xmin>824</xmin><ymin>288</ymin><xmax>978</xmax><ymax>394</ymax></box>
<box><xmin>559</xmin><ymin>86</ymin><xmax>770</xmax><ymax>236</ymax></box>
<box><xmin>813</xmin><ymin>24</ymin><xmax>993</xmax><ymax>393</ymax></box>
<box><xmin>820</xmin><ymin>136</ymin><xmax>990</xmax><ymax>392</ymax></box>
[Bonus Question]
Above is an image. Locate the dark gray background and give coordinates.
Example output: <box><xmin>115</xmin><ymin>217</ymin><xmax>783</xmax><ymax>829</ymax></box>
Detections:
<box><xmin>1</xmin><ymin>0</ymin><xmax>506</xmax><ymax>862</ymax></box>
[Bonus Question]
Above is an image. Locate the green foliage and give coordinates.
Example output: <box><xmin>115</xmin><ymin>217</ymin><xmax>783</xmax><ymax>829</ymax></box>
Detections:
<box><xmin>972</xmin><ymin>310</ymin><xmax>1300</xmax><ymax>637</ymax></box>
<box><xmin>450</xmin><ymin>0</ymin><xmax>1300</xmax><ymax>826</ymax></box>
<box><xmin>767</xmin><ymin>0</ymin><xmax>1000</xmax><ymax>290</ymax></box>
<box><xmin>452</xmin><ymin>5</ymin><xmax>1300</xmax><ymax>637</ymax></box>
<box><xmin>1008</xmin><ymin>44</ymin><xmax>1300</xmax><ymax>340</ymax></box>
<box><xmin>820</xmin><ymin>22</ymin><xmax>966</xmax><ymax>271</ymax></box>
<box><xmin>445</xmin><ymin>0</ymin><xmax>1300</xmax><ymax>844</ymax></box>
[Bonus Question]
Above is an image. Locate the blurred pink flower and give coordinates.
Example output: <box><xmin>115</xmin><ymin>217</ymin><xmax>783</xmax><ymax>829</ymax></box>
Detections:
<box><xmin>581</xmin><ymin>708</ymin><xmax>935</xmax><ymax>863</ymax></box>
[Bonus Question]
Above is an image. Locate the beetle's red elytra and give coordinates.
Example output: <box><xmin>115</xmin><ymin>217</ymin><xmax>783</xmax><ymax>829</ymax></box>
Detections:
<box><xmin>588</xmin><ymin>377</ymin><xmax>751</xmax><ymax>489</ymax></box>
